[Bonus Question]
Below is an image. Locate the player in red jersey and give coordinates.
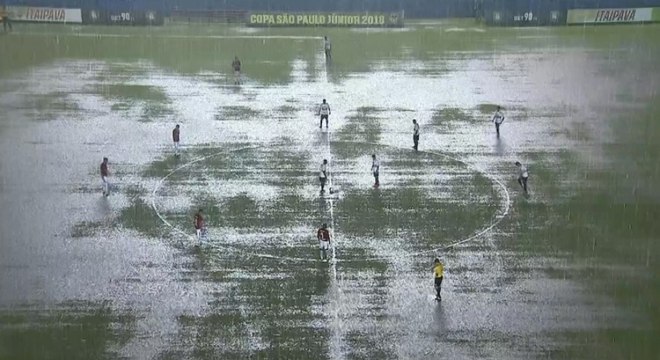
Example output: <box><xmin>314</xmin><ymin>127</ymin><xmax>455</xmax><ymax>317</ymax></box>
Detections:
<box><xmin>100</xmin><ymin>157</ymin><xmax>110</xmax><ymax>196</ymax></box>
<box><xmin>194</xmin><ymin>209</ymin><xmax>205</xmax><ymax>242</ymax></box>
<box><xmin>232</xmin><ymin>56</ymin><xmax>241</xmax><ymax>85</ymax></box>
<box><xmin>371</xmin><ymin>154</ymin><xmax>380</xmax><ymax>187</ymax></box>
<box><xmin>317</xmin><ymin>223</ymin><xmax>331</xmax><ymax>261</ymax></box>
<box><xmin>172</xmin><ymin>124</ymin><xmax>180</xmax><ymax>156</ymax></box>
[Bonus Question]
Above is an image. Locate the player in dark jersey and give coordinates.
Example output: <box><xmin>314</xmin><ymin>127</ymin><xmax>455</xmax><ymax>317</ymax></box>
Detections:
<box><xmin>371</xmin><ymin>154</ymin><xmax>380</xmax><ymax>187</ymax></box>
<box><xmin>100</xmin><ymin>157</ymin><xmax>110</xmax><ymax>196</ymax></box>
<box><xmin>194</xmin><ymin>209</ymin><xmax>205</xmax><ymax>242</ymax></box>
<box><xmin>1</xmin><ymin>7</ymin><xmax>12</xmax><ymax>33</ymax></box>
<box><xmin>232</xmin><ymin>56</ymin><xmax>241</xmax><ymax>85</ymax></box>
<box><xmin>172</xmin><ymin>124</ymin><xmax>180</xmax><ymax>156</ymax></box>
<box><xmin>319</xmin><ymin>159</ymin><xmax>328</xmax><ymax>193</ymax></box>
<box><xmin>412</xmin><ymin>119</ymin><xmax>420</xmax><ymax>151</ymax></box>
<box><xmin>317</xmin><ymin>223</ymin><xmax>331</xmax><ymax>261</ymax></box>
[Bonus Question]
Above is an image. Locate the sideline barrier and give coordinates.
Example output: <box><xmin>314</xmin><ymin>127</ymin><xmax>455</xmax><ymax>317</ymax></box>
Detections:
<box><xmin>567</xmin><ymin>7</ymin><xmax>660</xmax><ymax>24</ymax></box>
<box><xmin>247</xmin><ymin>12</ymin><xmax>404</xmax><ymax>27</ymax></box>
<box><xmin>170</xmin><ymin>9</ymin><xmax>247</xmax><ymax>23</ymax></box>
<box><xmin>81</xmin><ymin>9</ymin><xmax>164</xmax><ymax>26</ymax></box>
<box><xmin>483</xmin><ymin>0</ymin><xmax>565</xmax><ymax>26</ymax></box>
<box><xmin>6</xmin><ymin>6</ymin><xmax>82</xmax><ymax>23</ymax></box>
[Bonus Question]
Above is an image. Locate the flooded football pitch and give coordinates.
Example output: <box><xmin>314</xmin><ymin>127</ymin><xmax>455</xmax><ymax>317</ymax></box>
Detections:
<box><xmin>0</xmin><ymin>21</ymin><xmax>659</xmax><ymax>359</ymax></box>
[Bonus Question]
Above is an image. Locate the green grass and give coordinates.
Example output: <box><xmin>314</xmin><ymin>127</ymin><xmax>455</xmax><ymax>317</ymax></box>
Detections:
<box><xmin>335</xmin><ymin>183</ymin><xmax>497</xmax><ymax>246</ymax></box>
<box><xmin>2</xmin><ymin>20</ymin><xmax>660</xmax><ymax>360</ymax></box>
<box><xmin>70</xmin><ymin>220</ymin><xmax>105</xmax><ymax>238</ymax></box>
<box><xmin>430</xmin><ymin>107</ymin><xmax>475</xmax><ymax>128</ymax></box>
<box><xmin>336</xmin><ymin>108</ymin><xmax>384</xmax><ymax>147</ymax></box>
<box><xmin>215</xmin><ymin>105</ymin><xmax>262</xmax><ymax>121</ymax></box>
<box><xmin>95</xmin><ymin>84</ymin><xmax>172</xmax><ymax>122</ymax></box>
<box><xmin>0</xmin><ymin>302</ymin><xmax>136</xmax><ymax>360</ymax></box>
<box><xmin>23</xmin><ymin>92</ymin><xmax>80</xmax><ymax>121</ymax></box>
<box><xmin>118</xmin><ymin>198</ymin><xmax>167</xmax><ymax>238</ymax></box>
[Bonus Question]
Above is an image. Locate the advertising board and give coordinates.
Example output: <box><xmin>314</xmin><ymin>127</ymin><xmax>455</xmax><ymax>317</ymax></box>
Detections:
<box><xmin>6</xmin><ymin>6</ymin><xmax>82</xmax><ymax>24</ymax></box>
<box><xmin>81</xmin><ymin>9</ymin><xmax>164</xmax><ymax>26</ymax></box>
<box><xmin>247</xmin><ymin>12</ymin><xmax>404</xmax><ymax>27</ymax></box>
<box><xmin>567</xmin><ymin>8</ymin><xmax>654</xmax><ymax>24</ymax></box>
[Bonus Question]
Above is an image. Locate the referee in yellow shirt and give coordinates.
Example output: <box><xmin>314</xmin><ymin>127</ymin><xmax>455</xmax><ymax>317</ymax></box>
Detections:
<box><xmin>433</xmin><ymin>258</ymin><xmax>444</xmax><ymax>301</ymax></box>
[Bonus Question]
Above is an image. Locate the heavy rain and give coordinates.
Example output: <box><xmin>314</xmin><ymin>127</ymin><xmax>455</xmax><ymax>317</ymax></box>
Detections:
<box><xmin>1</xmin><ymin>0</ymin><xmax>659</xmax><ymax>359</ymax></box>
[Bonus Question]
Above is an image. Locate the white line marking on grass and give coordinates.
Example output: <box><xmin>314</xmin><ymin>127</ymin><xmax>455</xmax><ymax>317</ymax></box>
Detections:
<box><xmin>150</xmin><ymin>144</ymin><xmax>329</xmax><ymax>263</ymax></box>
<box><xmin>325</xmin><ymin>120</ymin><xmax>338</xmax><ymax>269</ymax></box>
<box><xmin>150</xmin><ymin>142</ymin><xmax>510</xmax><ymax>261</ymax></box>
<box><xmin>150</xmin><ymin>145</ymin><xmax>262</xmax><ymax>243</ymax></box>
<box><xmin>334</xmin><ymin>141</ymin><xmax>511</xmax><ymax>258</ymax></box>
<box><xmin>327</xmin><ymin>140</ymin><xmax>338</xmax><ymax>270</ymax></box>
<box><xmin>322</xmin><ymin>44</ymin><xmax>344</xmax><ymax>360</ymax></box>
<box><xmin>318</xmin><ymin>40</ymin><xmax>339</xmax><ymax>272</ymax></box>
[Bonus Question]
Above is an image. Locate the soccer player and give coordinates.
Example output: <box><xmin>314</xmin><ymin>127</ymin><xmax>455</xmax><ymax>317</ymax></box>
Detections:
<box><xmin>412</xmin><ymin>119</ymin><xmax>420</xmax><ymax>151</ymax></box>
<box><xmin>319</xmin><ymin>159</ymin><xmax>328</xmax><ymax>194</ymax></box>
<box><xmin>317</xmin><ymin>223</ymin><xmax>331</xmax><ymax>261</ymax></box>
<box><xmin>100</xmin><ymin>157</ymin><xmax>110</xmax><ymax>197</ymax></box>
<box><xmin>433</xmin><ymin>258</ymin><xmax>444</xmax><ymax>301</ymax></box>
<box><xmin>371</xmin><ymin>154</ymin><xmax>380</xmax><ymax>187</ymax></box>
<box><xmin>232</xmin><ymin>56</ymin><xmax>241</xmax><ymax>85</ymax></box>
<box><xmin>492</xmin><ymin>106</ymin><xmax>505</xmax><ymax>138</ymax></box>
<box><xmin>324</xmin><ymin>36</ymin><xmax>332</xmax><ymax>60</ymax></box>
<box><xmin>194</xmin><ymin>209</ymin><xmax>205</xmax><ymax>242</ymax></box>
<box><xmin>515</xmin><ymin>161</ymin><xmax>529</xmax><ymax>194</ymax></box>
<box><xmin>1</xmin><ymin>7</ymin><xmax>12</xmax><ymax>33</ymax></box>
<box><xmin>172</xmin><ymin>124</ymin><xmax>180</xmax><ymax>156</ymax></box>
<box><xmin>318</xmin><ymin>99</ymin><xmax>331</xmax><ymax>129</ymax></box>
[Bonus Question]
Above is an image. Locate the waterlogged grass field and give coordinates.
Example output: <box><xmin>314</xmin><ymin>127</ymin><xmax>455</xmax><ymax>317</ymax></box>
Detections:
<box><xmin>0</xmin><ymin>20</ymin><xmax>659</xmax><ymax>359</ymax></box>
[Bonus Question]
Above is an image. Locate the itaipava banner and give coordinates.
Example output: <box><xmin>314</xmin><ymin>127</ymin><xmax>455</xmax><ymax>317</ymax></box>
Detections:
<box><xmin>567</xmin><ymin>8</ymin><xmax>655</xmax><ymax>24</ymax></box>
<box><xmin>6</xmin><ymin>6</ymin><xmax>82</xmax><ymax>23</ymax></box>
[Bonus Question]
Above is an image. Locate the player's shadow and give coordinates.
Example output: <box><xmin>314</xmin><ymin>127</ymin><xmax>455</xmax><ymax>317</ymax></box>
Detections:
<box><xmin>96</xmin><ymin>196</ymin><xmax>112</xmax><ymax>215</ymax></box>
<box><xmin>493</xmin><ymin>137</ymin><xmax>506</xmax><ymax>156</ymax></box>
<box><xmin>318</xmin><ymin>194</ymin><xmax>329</xmax><ymax>211</ymax></box>
<box><xmin>229</xmin><ymin>83</ymin><xmax>242</xmax><ymax>94</ymax></box>
<box><xmin>313</xmin><ymin>128</ymin><xmax>331</xmax><ymax>148</ymax></box>
<box><xmin>432</xmin><ymin>300</ymin><xmax>448</xmax><ymax>333</ymax></box>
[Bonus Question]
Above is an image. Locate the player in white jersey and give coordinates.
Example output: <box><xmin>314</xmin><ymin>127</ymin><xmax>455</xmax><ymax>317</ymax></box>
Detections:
<box><xmin>371</xmin><ymin>154</ymin><xmax>380</xmax><ymax>187</ymax></box>
<box><xmin>412</xmin><ymin>119</ymin><xmax>420</xmax><ymax>151</ymax></box>
<box><xmin>515</xmin><ymin>161</ymin><xmax>529</xmax><ymax>194</ymax></box>
<box><xmin>492</xmin><ymin>106</ymin><xmax>505</xmax><ymax>137</ymax></box>
<box><xmin>318</xmin><ymin>99</ymin><xmax>331</xmax><ymax>129</ymax></box>
<box><xmin>324</xmin><ymin>36</ymin><xmax>332</xmax><ymax>60</ymax></box>
<box><xmin>319</xmin><ymin>159</ymin><xmax>328</xmax><ymax>193</ymax></box>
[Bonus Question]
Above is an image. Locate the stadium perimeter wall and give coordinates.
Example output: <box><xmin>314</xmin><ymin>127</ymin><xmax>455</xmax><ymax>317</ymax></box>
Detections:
<box><xmin>3</xmin><ymin>0</ymin><xmax>477</xmax><ymax>19</ymax></box>
<box><xmin>482</xmin><ymin>0</ymin><xmax>660</xmax><ymax>26</ymax></box>
<box><xmin>7</xmin><ymin>0</ymin><xmax>660</xmax><ymax>26</ymax></box>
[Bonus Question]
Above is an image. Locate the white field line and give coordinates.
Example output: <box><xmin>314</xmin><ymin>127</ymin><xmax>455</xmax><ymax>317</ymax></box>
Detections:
<box><xmin>352</xmin><ymin>141</ymin><xmax>512</xmax><ymax>255</ymax></box>
<box><xmin>149</xmin><ymin>142</ymin><xmax>510</xmax><ymax>260</ymax></box>
<box><xmin>149</xmin><ymin>144</ymin><xmax>329</xmax><ymax>263</ymax></box>
<box><xmin>150</xmin><ymin>145</ymin><xmax>262</xmax><ymax>243</ymax></box>
<box><xmin>324</xmin><ymin>84</ymin><xmax>338</xmax><ymax>268</ymax></box>
<box><xmin>322</xmin><ymin>42</ymin><xmax>343</xmax><ymax>360</ymax></box>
